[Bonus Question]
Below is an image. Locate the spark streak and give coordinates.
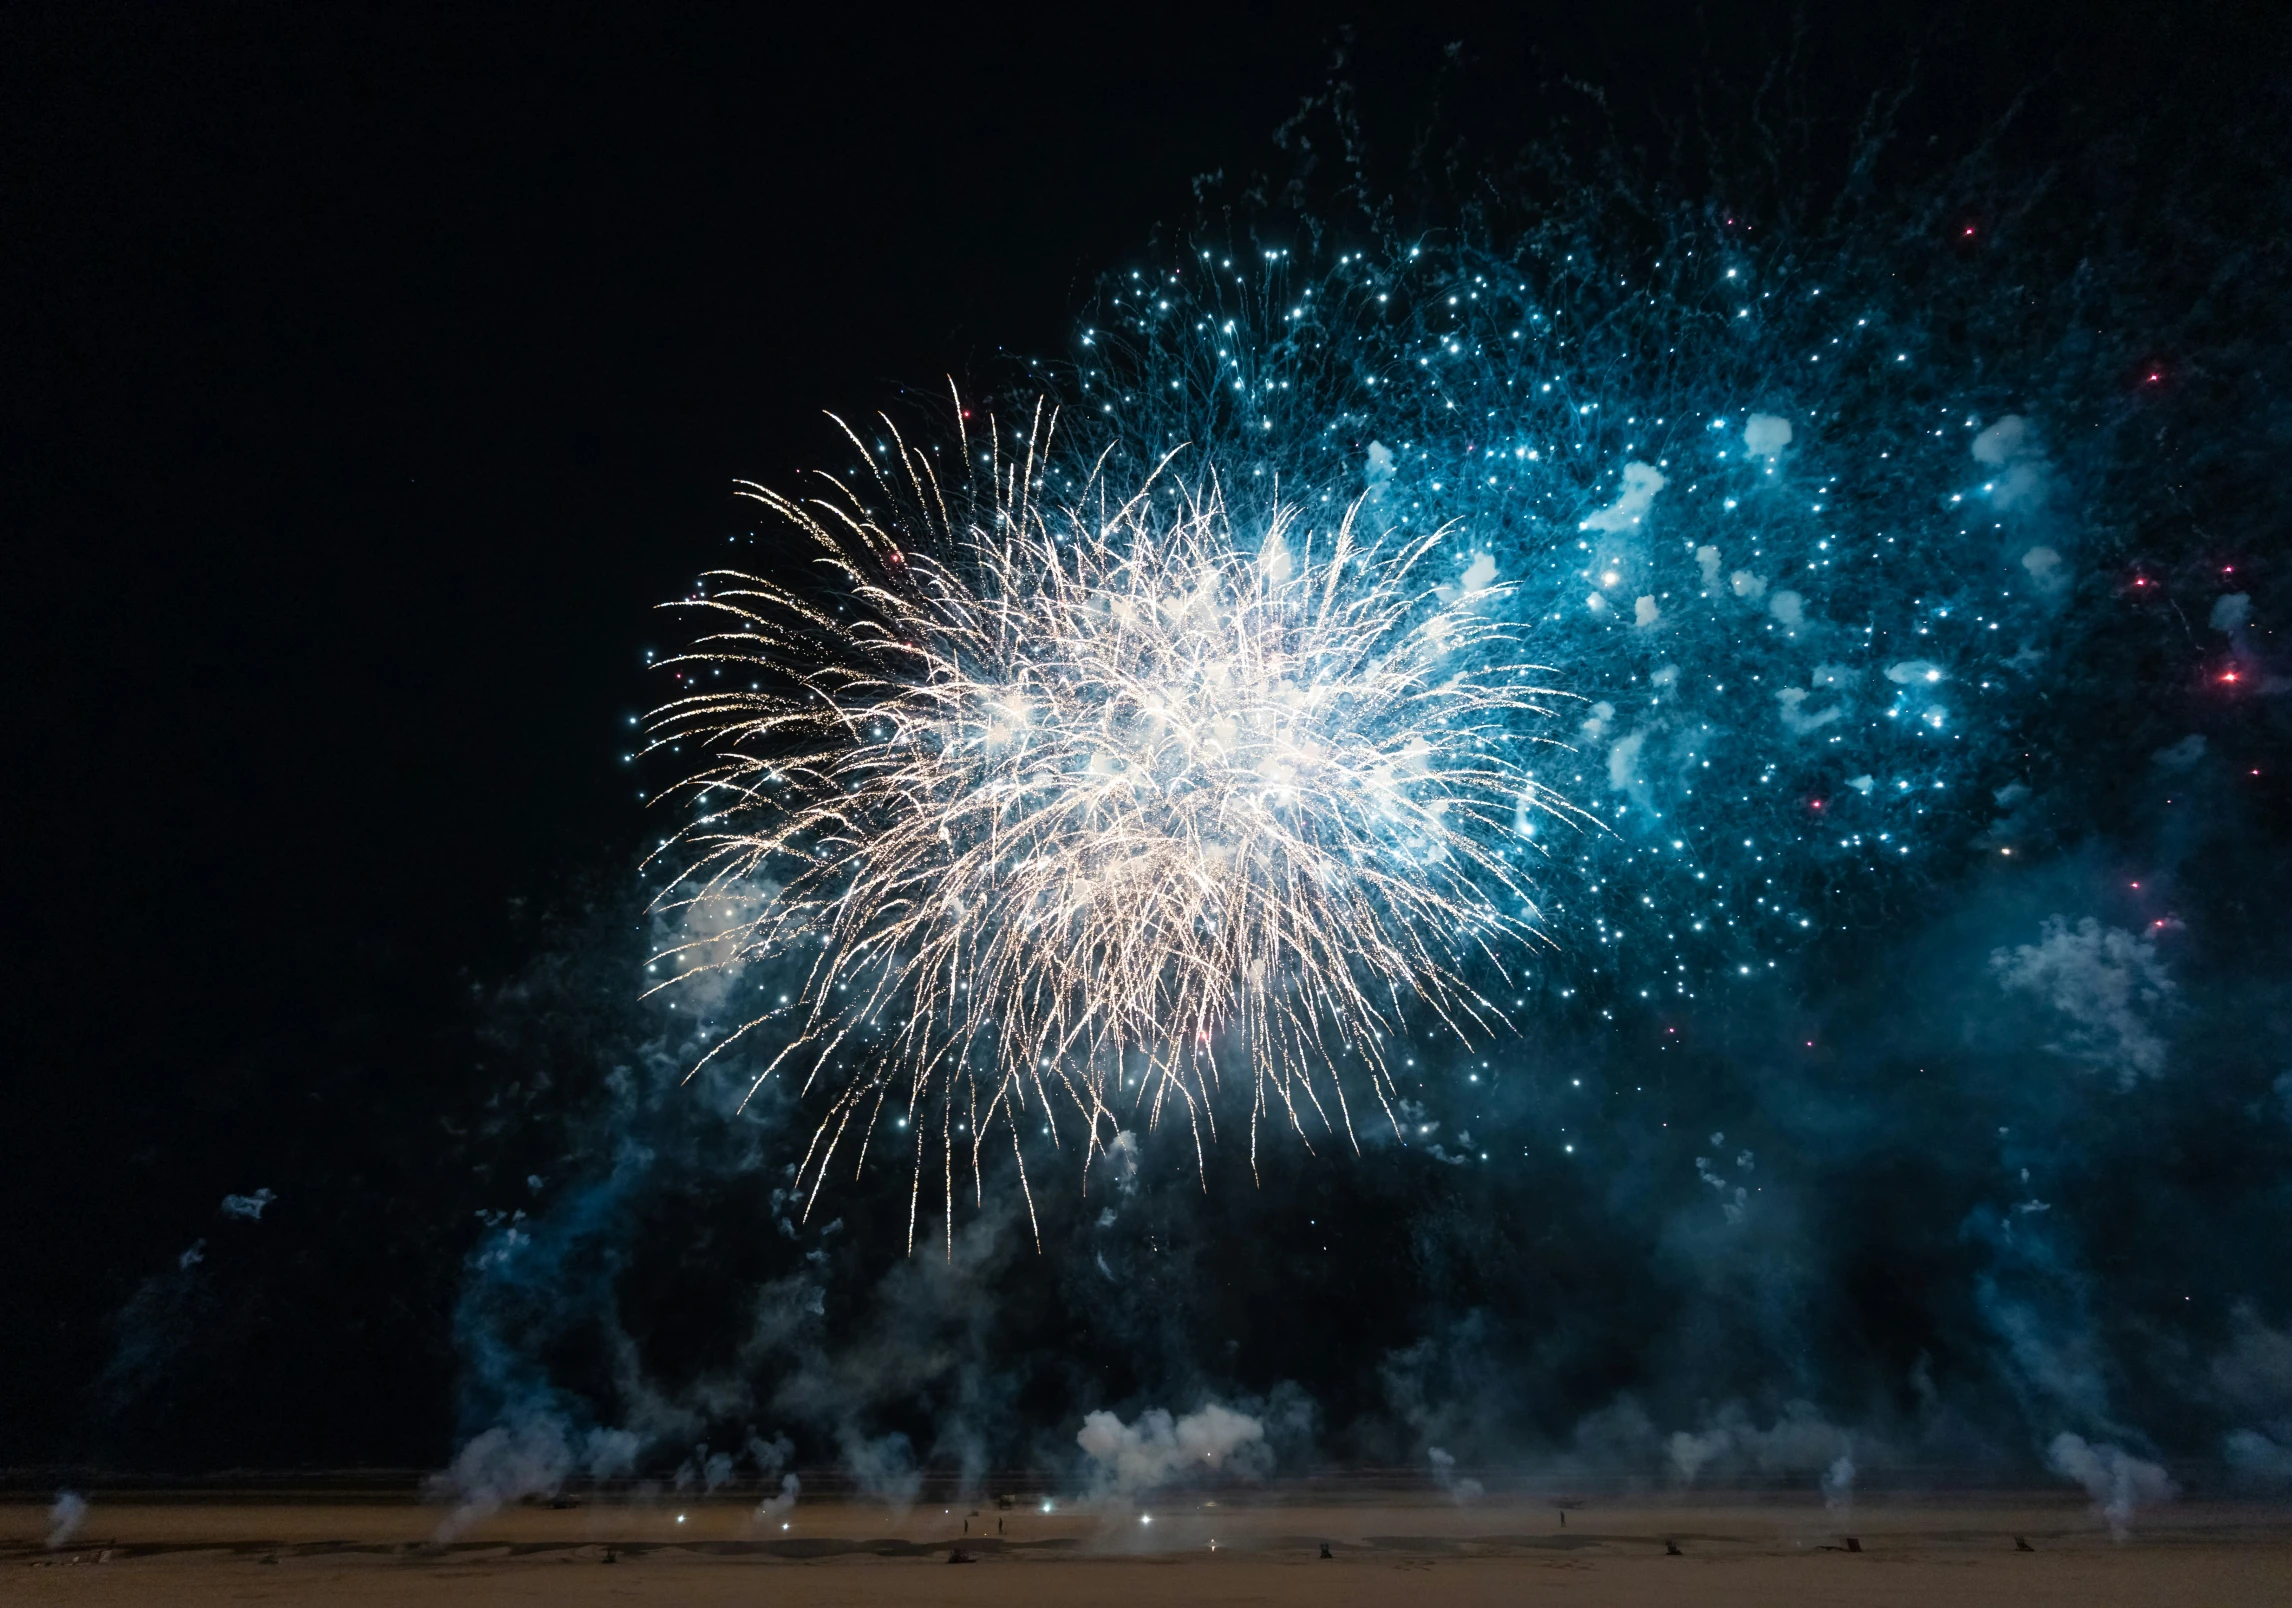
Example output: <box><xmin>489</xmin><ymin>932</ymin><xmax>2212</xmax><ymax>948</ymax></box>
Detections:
<box><xmin>646</xmin><ymin>400</ymin><xmax>1581</xmax><ymax>1250</ymax></box>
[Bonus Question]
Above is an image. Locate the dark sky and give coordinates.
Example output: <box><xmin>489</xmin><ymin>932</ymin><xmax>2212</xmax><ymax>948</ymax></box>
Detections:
<box><xmin>3</xmin><ymin>3</ymin><xmax>1351</xmax><ymax>1464</ymax></box>
<box><xmin>5</xmin><ymin>2</ymin><xmax>2286</xmax><ymax>1476</ymax></box>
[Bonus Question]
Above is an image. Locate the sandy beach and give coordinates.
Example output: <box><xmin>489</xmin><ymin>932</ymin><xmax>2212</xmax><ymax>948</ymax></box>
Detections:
<box><xmin>7</xmin><ymin>1489</ymin><xmax>2289</xmax><ymax>1605</ymax></box>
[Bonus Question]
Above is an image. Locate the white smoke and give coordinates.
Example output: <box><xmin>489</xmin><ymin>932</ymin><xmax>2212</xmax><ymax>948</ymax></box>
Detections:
<box><xmin>2021</xmin><ymin>545</ymin><xmax>2069</xmax><ymax>599</ymax></box>
<box><xmin>1991</xmin><ymin>916</ymin><xmax>2175</xmax><ymax>1087</ymax></box>
<box><xmin>674</xmin><ymin>1445</ymin><xmax>737</xmax><ymax>1493</ymax></box>
<box><xmin>2211</xmin><ymin>592</ymin><xmax>2251</xmax><ymax>632</ymax></box>
<box><xmin>1097</xmin><ymin>1129</ymin><xmax>1141</xmax><ymax>1196</ymax></box>
<box><xmin>426</xmin><ymin>1410</ymin><xmax>640</xmax><ymax>1540</ymax></box>
<box><xmin>1076</xmin><ymin>1402</ymin><xmax>1270</xmax><ymax>1495</ymax></box>
<box><xmin>1972</xmin><ymin>413</ymin><xmax>2049</xmax><ymax>512</ymax></box>
<box><xmin>1743</xmin><ymin>413</ymin><xmax>1793</xmax><ymax>460</ymax></box>
<box><xmin>1435</xmin><ymin>548</ymin><xmax>1501</xmax><ymax>606</ymax></box>
<box><xmin>2045</xmin><ymin>1432</ymin><xmax>2174</xmax><ymax>1539</ymax></box>
<box><xmin>737</xmin><ymin>1432</ymin><xmax>805</xmax><ymax>1518</ymax></box>
<box><xmin>2211</xmin><ymin>1306</ymin><xmax>2292</xmax><ymax>1487</ymax></box>
<box><xmin>1695</xmin><ymin>1147</ymin><xmax>1751</xmax><ymax>1224</ymax></box>
<box><xmin>1363</xmin><ymin>440</ymin><xmax>1395</xmax><ymax>506</ymax></box>
<box><xmin>1567</xmin><ymin>1396</ymin><xmax>1659</xmax><ymax>1466</ymax></box>
<box><xmin>218</xmin><ymin>1188</ymin><xmax>275</xmax><ymax>1220</ymax></box>
<box><xmin>1580</xmin><ymin>461</ymin><xmax>1667</xmax><ymax>531</ymax></box>
<box><xmin>1821</xmin><ymin>1452</ymin><xmax>1856</xmax><ymax>1515</ymax></box>
<box><xmin>654</xmin><ymin>881</ymin><xmax>777</xmax><ymax>1018</ymax></box>
<box><xmin>755</xmin><ymin>1473</ymin><xmax>802</xmax><ymax>1521</ymax></box>
<box><xmin>1668</xmin><ymin>1426</ymin><xmax>1730</xmax><ymax>1481</ymax></box>
<box><xmin>1664</xmin><ymin>1402</ymin><xmax>1857</xmax><ymax>1487</ymax></box>
<box><xmin>1607</xmin><ymin>730</ymin><xmax>1647</xmax><ymax>789</ymax></box>
<box><xmin>841</xmin><ymin>1430</ymin><xmax>922</xmax><ymax>1510</ymax></box>
<box><xmin>1427</xmin><ymin>1445</ymin><xmax>1484</xmax><ymax>1503</ymax></box>
<box><xmin>46</xmin><ymin>1491</ymin><xmax>88</xmax><ymax>1549</ymax></box>
<box><xmin>1778</xmin><ymin>686</ymin><xmax>1842</xmax><ymax>735</ymax></box>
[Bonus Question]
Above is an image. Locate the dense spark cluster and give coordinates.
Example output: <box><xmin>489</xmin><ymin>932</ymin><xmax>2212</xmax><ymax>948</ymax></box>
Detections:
<box><xmin>646</xmin><ymin>404</ymin><xmax>1580</xmax><ymax>1248</ymax></box>
<box><xmin>657</xmin><ymin>191</ymin><xmax>2142</xmax><ymax>1210</ymax></box>
<box><xmin>1055</xmin><ymin>232</ymin><xmax>2093</xmax><ymax>1030</ymax></box>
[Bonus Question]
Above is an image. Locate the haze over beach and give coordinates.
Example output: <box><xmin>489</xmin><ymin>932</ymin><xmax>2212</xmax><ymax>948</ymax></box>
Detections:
<box><xmin>6</xmin><ymin>4</ymin><xmax>2292</xmax><ymax>1604</ymax></box>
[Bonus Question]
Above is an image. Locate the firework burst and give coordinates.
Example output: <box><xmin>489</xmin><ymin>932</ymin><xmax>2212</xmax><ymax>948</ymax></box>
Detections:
<box><xmin>646</xmin><ymin>398</ymin><xmax>1582</xmax><ymax>1250</ymax></box>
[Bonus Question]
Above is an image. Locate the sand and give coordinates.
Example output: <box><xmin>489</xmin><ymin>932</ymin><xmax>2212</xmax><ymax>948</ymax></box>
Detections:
<box><xmin>6</xmin><ymin>1489</ymin><xmax>2290</xmax><ymax>1605</ymax></box>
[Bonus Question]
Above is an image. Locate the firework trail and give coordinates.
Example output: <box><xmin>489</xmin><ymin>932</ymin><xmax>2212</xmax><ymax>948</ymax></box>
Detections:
<box><xmin>645</xmin><ymin>397</ymin><xmax>1584</xmax><ymax>1250</ymax></box>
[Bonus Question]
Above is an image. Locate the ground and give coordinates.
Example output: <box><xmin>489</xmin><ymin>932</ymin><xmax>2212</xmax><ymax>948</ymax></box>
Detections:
<box><xmin>7</xmin><ymin>1489</ymin><xmax>2289</xmax><ymax>1605</ymax></box>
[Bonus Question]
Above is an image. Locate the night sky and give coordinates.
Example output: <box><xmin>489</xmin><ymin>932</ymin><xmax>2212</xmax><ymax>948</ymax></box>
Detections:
<box><xmin>7</xmin><ymin>3</ymin><xmax>2292</xmax><ymax>1499</ymax></box>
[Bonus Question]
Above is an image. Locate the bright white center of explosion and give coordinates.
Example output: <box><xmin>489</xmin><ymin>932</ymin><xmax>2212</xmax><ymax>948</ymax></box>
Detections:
<box><xmin>652</xmin><ymin>456</ymin><xmax>1578</xmax><ymax>1225</ymax></box>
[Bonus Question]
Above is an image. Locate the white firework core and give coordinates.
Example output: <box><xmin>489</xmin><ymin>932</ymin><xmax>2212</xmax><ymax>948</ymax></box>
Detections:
<box><xmin>647</xmin><ymin>404</ymin><xmax>1581</xmax><ymax>1252</ymax></box>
